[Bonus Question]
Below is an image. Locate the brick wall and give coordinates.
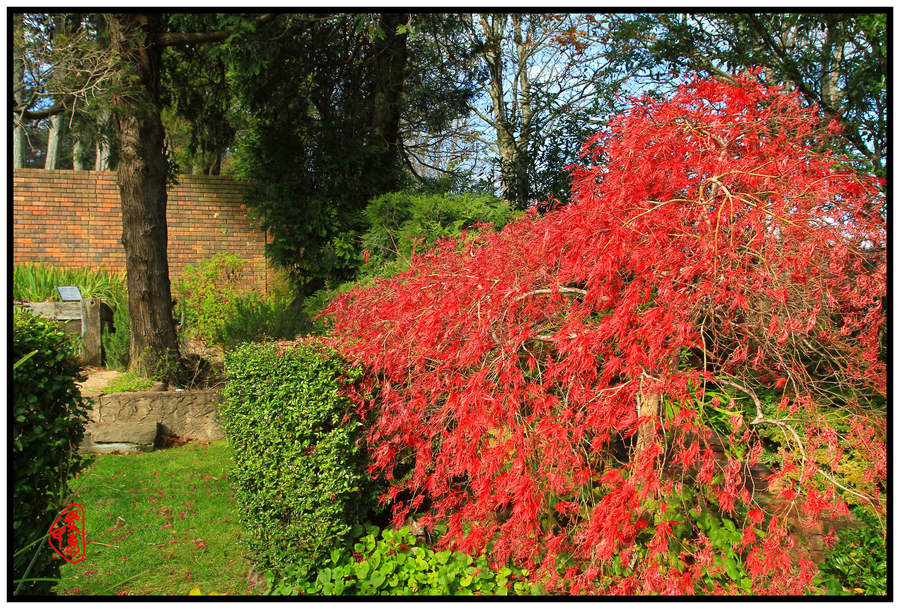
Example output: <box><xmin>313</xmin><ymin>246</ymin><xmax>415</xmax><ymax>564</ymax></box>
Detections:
<box><xmin>13</xmin><ymin>169</ymin><xmax>272</xmax><ymax>292</ymax></box>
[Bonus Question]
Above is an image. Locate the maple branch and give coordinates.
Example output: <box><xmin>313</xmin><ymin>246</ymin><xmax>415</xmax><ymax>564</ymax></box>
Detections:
<box><xmin>717</xmin><ymin>375</ymin><xmax>884</xmax><ymax>511</ymax></box>
<box><xmin>156</xmin><ymin>13</ymin><xmax>277</xmax><ymax>47</ymax></box>
<box><xmin>713</xmin><ymin>377</ymin><xmax>764</xmax><ymax>422</ymax></box>
<box><xmin>514</xmin><ymin>287</ymin><xmax>587</xmax><ymax>302</ymax></box>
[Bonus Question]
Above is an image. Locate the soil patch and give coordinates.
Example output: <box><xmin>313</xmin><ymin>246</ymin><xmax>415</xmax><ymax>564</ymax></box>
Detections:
<box><xmin>78</xmin><ymin>366</ymin><xmax>123</xmax><ymax>397</ymax></box>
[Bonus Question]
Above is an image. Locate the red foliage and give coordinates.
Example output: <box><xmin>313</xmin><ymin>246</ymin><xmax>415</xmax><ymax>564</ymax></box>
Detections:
<box><xmin>326</xmin><ymin>74</ymin><xmax>886</xmax><ymax>594</ymax></box>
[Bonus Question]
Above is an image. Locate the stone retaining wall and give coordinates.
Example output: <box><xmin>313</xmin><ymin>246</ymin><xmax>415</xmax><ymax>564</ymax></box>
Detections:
<box><xmin>88</xmin><ymin>390</ymin><xmax>225</xmax><ymax>441</ymax></box>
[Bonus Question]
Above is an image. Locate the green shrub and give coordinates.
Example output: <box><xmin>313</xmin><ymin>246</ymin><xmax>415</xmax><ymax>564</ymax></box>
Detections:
<box><xmin>306</xmin><ymin>190</ymin><xmax>519</xmax><ymax>331</ymax></box>
<box><xmin>102</xmin><ymin>301</ymin><xmax>131</xmax><ymax>370</ymax></box>
<box><xmin>216</xmin><ymin>292</ymin><xmax>307</xmax><ymax>347</ymax></box>
<box><xmin>360</xmin><ymin>190</ymin><xmax>518</xmax><ymax>273</ymax></box>
<box><xmin>221</xmin><ymin>341</ymin><xmax>374</xmax><ymax>579</ymax></box>
<box><xmin>13</xmin><ymin>310</ymin><xmax>91</xmax><ymax>595</ymax></box>
<box><xmin>175</xmin><ymin>253</ymin><xmax>246</xmax><ymax>344</ymax></box>
<box><xmin>817</xmin><ymin>507</ymin><xmax>887</xmax><ymax>595</ymax></box>
<box><xmin>176</xmin><ymin>254</ymin><xmax>305</xmax><ymax>345</ymax></box>
<box><xmin>269</xmin><ymin>526</ymin><xmax>543</xmax><ymax>596</ymax></box>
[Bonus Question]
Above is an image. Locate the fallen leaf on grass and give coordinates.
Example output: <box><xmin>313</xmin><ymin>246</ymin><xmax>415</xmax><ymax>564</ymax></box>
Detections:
<box><xmin>194</xmin><ymin>542</ymin><xmax>207</xmax><ymax>550</ymax></box>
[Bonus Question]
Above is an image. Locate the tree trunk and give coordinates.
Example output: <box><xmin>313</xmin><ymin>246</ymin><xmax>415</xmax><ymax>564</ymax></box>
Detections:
<box><xmin>512</xmin><ymin>15</ymin><xmax>533</xmax><ymax>208</ymax></box>
<box><xmin>821</xmin><ymin>20</ymin><xmax>845</xmax><ymax>112</ymax></box>
<box><xmin>108</xmin><ymin>13</ymin><xmax>182</xmax><ymax>380</ymax></box>
<box><xmin>634</xmin><ymin>390</ymin><xmax>661</xmax><ymax>459</ymax></box>
<box><xmin>45</xmin><ymin>114</ymin><xmax>62</xmax><ymax>169</ymax></box>
<box><xmin>480</xmin><ymin>14</ymin><xmax>520</xmax><ymax>207</ymax></box>
<box><xmin>13</xmin><ymin>13</ymin><xmax>25</xmax><ymax>169</ymax></box>
<box><xmin>72</xmin><ymin>136</ymin><xmax>85</xmax><ymax>171</ymax></box>
<box><xmin>369</xmin><ymin>12</ymin><xmax>408</xmax><ymax>192</ymax></box>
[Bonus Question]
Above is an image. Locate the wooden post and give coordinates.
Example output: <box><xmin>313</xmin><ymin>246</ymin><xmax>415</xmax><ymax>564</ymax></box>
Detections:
<box><xmin>81</xmin><ymin>298</ymin><xmax>102</xmax><ymax>366</ymax></box>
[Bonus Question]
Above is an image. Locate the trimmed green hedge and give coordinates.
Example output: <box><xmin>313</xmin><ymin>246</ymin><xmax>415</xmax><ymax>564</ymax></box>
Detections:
<box><xmin>13</xmin><ymin>310</ymin><xmax>90</xmax><ymax>595</ymax></box>
<box><xmin>221</xmin><ymin>341</ymin><xmax>374</xmax><ymax>578</ymax></box>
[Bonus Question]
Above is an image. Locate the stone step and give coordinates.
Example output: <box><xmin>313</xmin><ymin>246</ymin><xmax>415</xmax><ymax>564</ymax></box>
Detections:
<box><xmin>80</xmin><ymin>422</ymin><xmax>158</xmax><ymax>454</ymax></box>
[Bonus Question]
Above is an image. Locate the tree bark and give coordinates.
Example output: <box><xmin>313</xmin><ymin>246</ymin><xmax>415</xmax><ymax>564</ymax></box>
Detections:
<box><xmin>13</xmin><ymin>13</ymin><xmax>25</xmax><ymax>169</ymax></box>
<box><xmin>480</xmin><ymin>14</ymin><xmax>520</xmax><ymax>207</ymax></box>
<box><xmin>72</xmin><ymin>136</ymin><xmax>85</xmax><ymax>171</ymax></box>
<box><xmin>108</xmin><ymin>13</ymin><xmax>182</xmax><ymax>379</ymax></box>
<box><xmin>369</xmin><ymin>12</ymin><xmax>409</xmax><ymax>192</ymax></box>
<box><xmin>634</xmin><ymin>390</ymin><xmax>661</xmax><ymax>459</ymax></box>
<box><xmin>45</xmin><ymin>114</ymin><xmax>62</xmax><ymax>169</ymax></box>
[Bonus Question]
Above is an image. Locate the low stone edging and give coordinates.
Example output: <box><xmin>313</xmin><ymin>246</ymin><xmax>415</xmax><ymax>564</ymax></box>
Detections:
<box><xmin>87</xmin><ymin>389</ymin><xmax>225</xmax><ymax>442</ymax></box>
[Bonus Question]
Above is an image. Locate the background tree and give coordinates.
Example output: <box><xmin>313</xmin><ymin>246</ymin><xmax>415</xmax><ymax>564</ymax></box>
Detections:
<box><xmin>608</xmin><ymin>12</ymin><xmax>887</xmax><ymax>177</ymax></box>
<box><xmin>161</xmin><ymin>15</ymin><xmax>243</xmax><ymax>175</ymax></box>
<box><xmin>230</xmin><ymin>13</ymin><xmax>479</xmax><ymax>298</ymax></box>
<box><xmin>450</xmin><ymin>13</ymin><xmax>638</xmax><ymax>209</ymax></box>
<box><xmin>12</xmin><ymin>11</ymin><xmax>275</xmax><ymax>378</ymax></box>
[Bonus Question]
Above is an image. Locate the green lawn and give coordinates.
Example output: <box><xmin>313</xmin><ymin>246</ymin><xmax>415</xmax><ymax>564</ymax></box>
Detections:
<box><xmin>55</xmin><ymin>441</ymin><xmax>263</xmax><ymax>596</ymax></box>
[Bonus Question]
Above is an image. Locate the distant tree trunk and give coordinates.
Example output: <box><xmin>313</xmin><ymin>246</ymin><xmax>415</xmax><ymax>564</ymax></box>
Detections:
<box><xmin>72</xmin><ymin>135</ymin><xmax>86</xmax><ymax>170</ymax></box>
<box><xmin>512</xmin><ymin>15</ymin><xmax>533</xmax><ymax>208</ymax></box>
<box><xmin>369</xmin><ymin>11</ymin><xmax>409</xmax><ymax>192</ymax></box>
<box><xmin>479</xmin><ymin>14</ymin><xmax>524</xmax><ymax>208</ymax></box>
<box><xmin>108</xmin><ymin>13</ymin><xmax>182</xmax><ymax>380</ymax></box>
<box><xmin>13</xmin><ymin>14</ymin><xmax>25</xmax><ymax>169</ymax></box>
<box><xmin>45</xmin><ymin>115</ymin><xmax>62</xmax><ymax>169</ymax></box>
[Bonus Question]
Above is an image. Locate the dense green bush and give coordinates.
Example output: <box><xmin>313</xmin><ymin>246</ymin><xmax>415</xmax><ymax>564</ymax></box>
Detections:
<box><xmin>306</xmin><ymin>190</ymin><xmax>519</xmax><ymax>330</ymax></box>
<box><xmin>221</xmin><ymin>341</ymin><xmax>374</xmax><ymax>578</ymax></box>
<box><xmin>359</xmin><ymin>190</ymin><xmax>519</xmax><ymax>274</ymax></box>
<box><xmin>269</xmin><ymin>526</ymin><xmax>543</xmax><ymax>596</ymax></box>
<box><xmin>13</xmin><ymin>310</ymin><xmax>91</xmax><ymax>595</ymax></box>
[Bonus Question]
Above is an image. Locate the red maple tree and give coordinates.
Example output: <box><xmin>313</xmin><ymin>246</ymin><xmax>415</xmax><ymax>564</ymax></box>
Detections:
<box><xmin>326</xmin><ymin>74</ymin><xmax>886</xmax><ymax>594</ymax></box>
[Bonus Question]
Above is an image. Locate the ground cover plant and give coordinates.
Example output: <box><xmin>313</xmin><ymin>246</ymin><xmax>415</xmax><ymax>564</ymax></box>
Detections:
<box><xmin>325</xmin><ymin>74</ymin><xmax>886</xmax><ymax>595</ymax></box>
<box><xmin>270</xmin><ymin>526</ymin><xmax>542</xmax><ymax>596</ymax></box>
<box><xmin>13</xmin><ymin>310</ymin><xmax>91</xmax><ymax>595</ymax></box>
<box><xmin>55</xmin><ymin>441</ymin><xmax>258</xmax><ymax>596</ymax></box>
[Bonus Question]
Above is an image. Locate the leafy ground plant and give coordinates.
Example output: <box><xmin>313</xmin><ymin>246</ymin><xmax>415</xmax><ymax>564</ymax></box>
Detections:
<box><xmin>270</xmin><ymin>526</ymin><xmax>542</xmax><ymax>596</ymax></box>
<box><xmin>55</xmin><ymin>441</ymin><xmax>259</xmax><ymax>596</ymax></box>
<box><xmin>816</xmin><ymin>507</ymin><xmax>887</xmax><ymax>596</ymax></box>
